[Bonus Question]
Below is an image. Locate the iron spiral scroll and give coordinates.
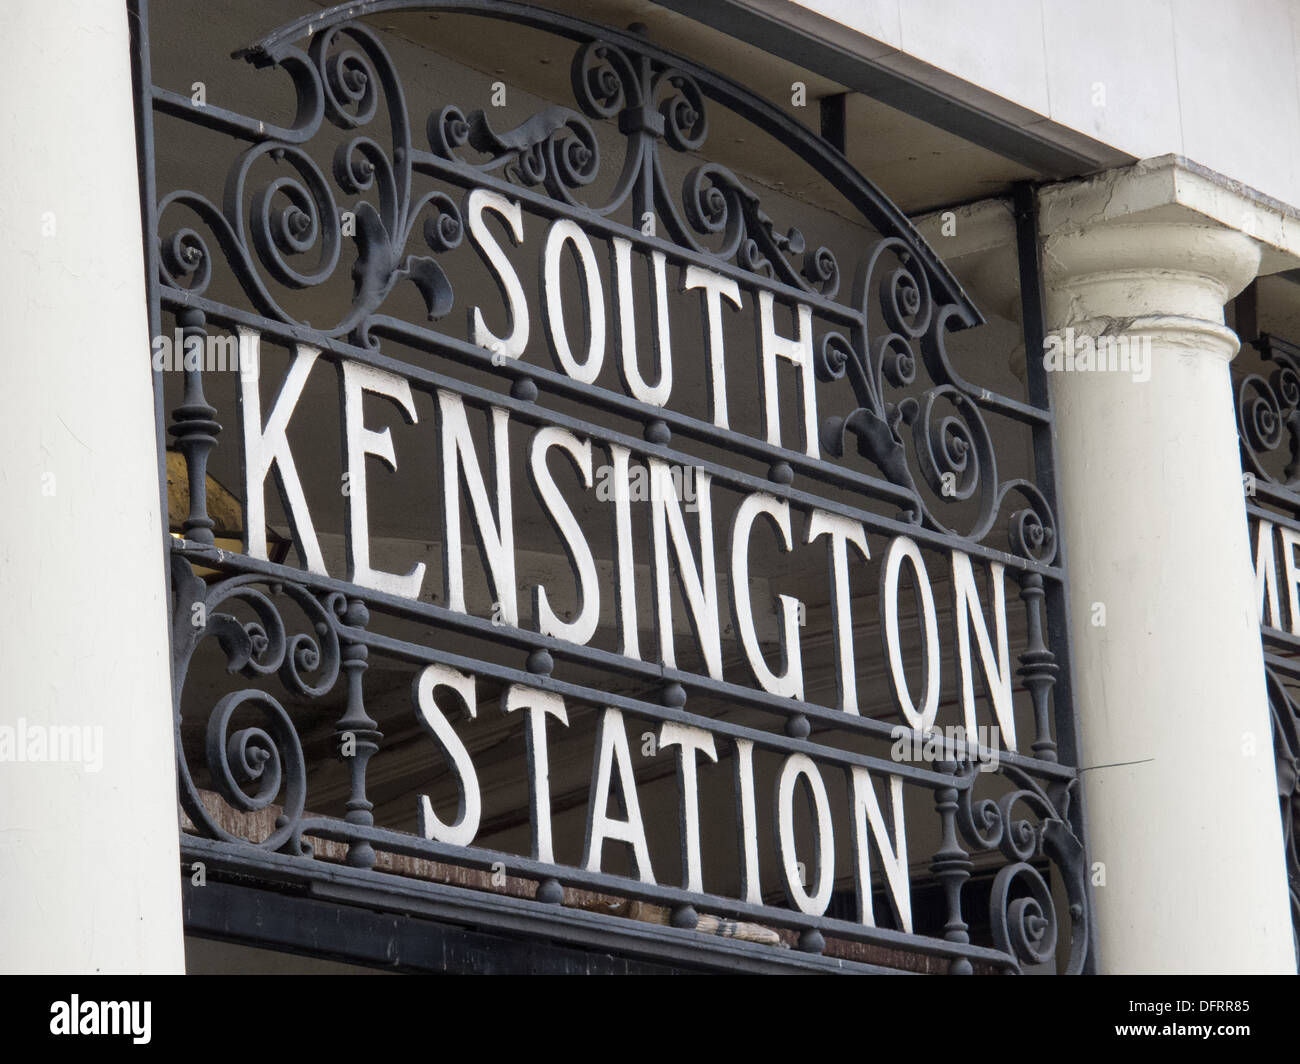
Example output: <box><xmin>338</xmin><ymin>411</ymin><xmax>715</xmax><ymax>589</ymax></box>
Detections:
<box><xmin>954</xmin><ymin>763</ymin><xmax>1089</xmax><ymax>974</ymax></box>
<box><xmin>168</xmin><ymin>555</ymin><xmax>345</xmax><ymax>853</ymax></box>
<box><xmin>1239</xmin><ymin>335</ymin><xmax>1300</xmax><ymax>491</ymax></box>
<box><xmin>1264</xmin><ymin>668</ymin><xmax>1300</xmax><ymax>964</ymax></box>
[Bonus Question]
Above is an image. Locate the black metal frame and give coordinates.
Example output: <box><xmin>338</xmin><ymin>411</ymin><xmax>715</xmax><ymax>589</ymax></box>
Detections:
<box><xmin>131</xmin><ymin>0</ymin><xmax>1095</xmax><ymax>974</ymax></box>
<box><xmin>184</xmin><ymin>879</ymin><xmax>701</xmax><ymax>974</ymax></box>
<box><xmin>1235</xmin><ymin>330</ymin><xmax>1300</xmax><ymax>959</ymax></box>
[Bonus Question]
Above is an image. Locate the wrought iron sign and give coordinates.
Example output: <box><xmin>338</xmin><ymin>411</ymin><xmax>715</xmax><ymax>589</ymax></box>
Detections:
<box><xmin>1236</xmin><ymin>332</ymin><xmax>1300</xmax><ymax>959</ymax></box>
<box><xmin>136</xmin><ymin>0</ymin><xmax>1093</xmax><ymax>973</ymax></box>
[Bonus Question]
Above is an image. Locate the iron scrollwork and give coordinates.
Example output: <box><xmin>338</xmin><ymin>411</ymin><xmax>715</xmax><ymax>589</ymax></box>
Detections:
<box><xmin>154</xmin><ymin>1</ymin><xmax>1057</xmax><ymax>559</ymax></box>
<box><xmin>1238</xmin><ymin>335</ymin><xmax>1300</xmax><ymax>491</ymax></box>
<box><xmin>1265</xmin><ymin>667</ymin><xmax>1300</xmax><ymax>962</ymax></box>
<box><xmin>162</xmin><ymin>22</ymin><xmax>464</xmax><ymax>345</ymax></box>
<box><xmin>169</xmin><ymin>554</ymin><xmax>342</xmax><ymax>853</ymax></box>
<box><xmin>955</xmin><ymin>762</ymin><xmax>1088</xmax><ymax>974</ymax></box>
<box><xmin>1236</xmin><ymin>334</ymin><xmax>1300</xmax><ymax>958</ymax></box>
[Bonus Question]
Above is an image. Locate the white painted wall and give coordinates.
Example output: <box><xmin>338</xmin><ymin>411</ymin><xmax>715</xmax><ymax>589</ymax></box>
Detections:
<box><xmin>784</xmin><ymin>0</ymin><xmax>1300</xmax><ymax>210</ymax></box>
<box><xmin>0</xmin><ymin>1</ymin><xmax>185</xmax><ymax>972</ymax></box>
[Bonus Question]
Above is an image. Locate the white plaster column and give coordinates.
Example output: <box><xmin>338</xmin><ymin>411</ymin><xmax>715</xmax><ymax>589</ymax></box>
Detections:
<box><xmin>1040</xmin><ymin>177</ymin><xmax>1295</xmax><ymax>973</ymax></box>
<box><xmin>0</xmin><ymin>2</ymin><xmax>185</xmax><ymax>971</ymax></box>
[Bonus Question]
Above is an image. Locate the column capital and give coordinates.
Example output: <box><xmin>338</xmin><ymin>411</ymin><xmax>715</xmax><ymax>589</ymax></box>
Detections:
<box><xmin>1036</xmin><ymin>157</ymin><xmax>1294</xmax><ymax>361</ymax></box>
<box><xmin>1039</xmin><ymin>153</ymin><xmax>1300</xmax><ymax>275</ymax></box>
<box><xmin>1042</xmin><ymin>221</ymin><xmax>1258</xmax><ymax>360</ymax></box>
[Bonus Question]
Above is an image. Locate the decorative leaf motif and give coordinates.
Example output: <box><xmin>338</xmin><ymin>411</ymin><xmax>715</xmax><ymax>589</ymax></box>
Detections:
<box><xmin>400</xmin><ymin>255</ymin><xmax>454</xmax><ymax>321</ymax></box>
<box><xmin>825</xmin><ymin>406</ymin><xmax>915</xmax><ymax>492</ymax></box>
<box><xmin>466</xmin><ymin>106</ymin><xmax>582</xmax><ymax>155</ymax></box>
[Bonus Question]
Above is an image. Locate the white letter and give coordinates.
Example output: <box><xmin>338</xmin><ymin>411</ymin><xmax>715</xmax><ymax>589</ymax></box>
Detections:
<box><xmin>237</xmin><ymin>328</ymin><xmax>326</xmax><ymax>573</ymax></box>
<box><xmin>467</xmin><ymin>189</ymin><xmax>528</xmax><ymax>359</ymax></box>
<box><xmin>757</xmin><ymin>291</ymin><xmax>819</xmax><ymax>457</ymax></box>
<box><xmin>339</xmin><ymin>360</ymin><xmax>426</xmax><ymax>597</ymax></box>
<box><xmin>659</xmin><ymin>722</ymin><xmax>717</xmax><ymax>892</ymax></box>
<box><xmin>542</xmin><ymin>218</ymin><xmax>605</xmax><ymax>383</ymax></box>
<box><xmin>439</xmin><ymin>393</ymin><xmax>516</xmax><ymax>625</ymax></box>
<box><xmin>733</xmin><ymin>738</ymin><xmax>762</xmax><ymax>904</ymax></box>
<box><xmin>413</xmin><ymin>664</ymin><xmax>481</xmax><ymax>846</ymax></box>
<box><xmin>611</xmin><ymin>237</ymin><xmax>672</xmax><ymax>405</ymax></box>
<box><xmin>807</xmin><ymin>510</ymin><xmax>870</xmax><ymax>713</ymax></box>
<box><xmin>730</xmin><ymin>492</ymin><xmax>803</xmax><ymax>697</ymax></box>
<box><xmin>951</xmin><ymin>551</ymin><xmax>1016</xmax><ymax>750</ymax></box>
<box><xmin>608</xmin><ymin>444</ymin><xmax>640</xmax><ymax>659</ymax></box>
<box><xmin>650</xmin><ymin>460</ymin><xmax>722</xmax><ymax>678</ymax></box>
<box><xmin>502</xmin><ymin>684</ymin><xmax>569</xmax><ymax>863</ymax></box>
<box><xmin>683</xmin><ymin>266</ymin><xmax>742</xmax><ymax>429</ymax></box>
<box><xmin>583</xmin><ymin>708</ymin><xmax>654</xmax><ymax>882</ymax></box>
<box><xmin>529</xmin><ymin>427</ymin><xmax>599</xmax><ymax>644</ymax></box>
<box><xmin>848</xmin><ymin>767</ymin><xmax>912</xmax><ymax>932</ymax></box>
<box><xmin>1275</xmin><ymin>523</ymin><xmax>1300</xmax><ymax>636</ymax></box>
<box><xmin>882</xmin><ymin>536</ymin><xmax>941</xmax><ymax>732</ymax></box>
<box><xmin>775</xmin><ymin>753</ymin><xmax>834</xmax><ymax>915</ymax></box>
<box><xmin>1255</xmin><ymin>519</ymin><xmax>1280</xmax><ymax>630</ymax></box>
